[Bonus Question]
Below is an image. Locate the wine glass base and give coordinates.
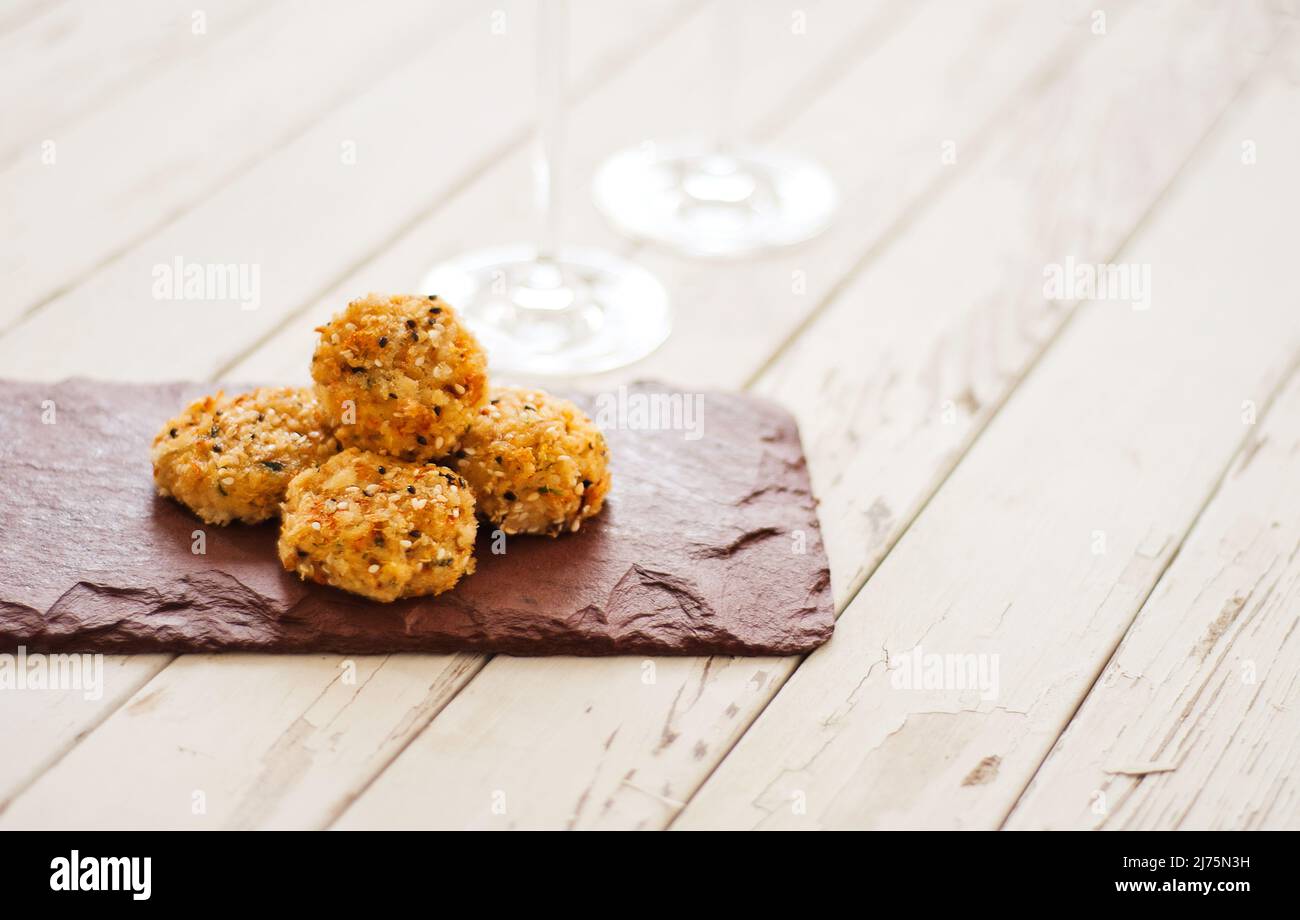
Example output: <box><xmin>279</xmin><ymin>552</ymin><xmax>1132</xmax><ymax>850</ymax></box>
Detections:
<box><xmin>420</xmin><ymin>246</ymin><xmax>671</xmax><ymax>377</ymax></box>
<box><xmin>593</xmin><ymin>141</ymin><xmax>839</xmax><ymax>258</ymax></box>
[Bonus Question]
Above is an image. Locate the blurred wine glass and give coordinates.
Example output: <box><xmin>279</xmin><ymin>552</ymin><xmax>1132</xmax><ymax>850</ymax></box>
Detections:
<box><xmin>593</xmin><ymin>0</ymin><xmax>839</xmax><ymax>257</ymax></box>
<box><xmin>421</xmin><ymin>0</ymin><xmax>672</xmax><ymax>377</ymax></box>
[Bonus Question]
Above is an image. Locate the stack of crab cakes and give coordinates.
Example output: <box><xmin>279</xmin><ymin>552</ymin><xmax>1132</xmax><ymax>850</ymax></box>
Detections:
<box><xmin>151</xmin><ymin>292</ymin><xmax>611</xmax><ymax>602</ymax></box>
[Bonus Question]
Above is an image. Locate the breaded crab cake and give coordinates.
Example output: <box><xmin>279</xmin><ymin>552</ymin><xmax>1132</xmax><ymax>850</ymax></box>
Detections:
<box><xmin>277</xmin><ymin>448</ymin><xmax>478</xmax><ymax>601</ymax></box>
<box><xmin>454</xmin><ymin>386</ymin><xmax>611</xmax><ymax>537</ymax></box>
<box><xmin>151</xmin><ymin>387</ymin><xmax>338</xmax><ymax>525</ymax></box>
<box><xmin>311</xmin><ymin>293</ymin><xmax>488</xmax><ymax>461</ymax></box>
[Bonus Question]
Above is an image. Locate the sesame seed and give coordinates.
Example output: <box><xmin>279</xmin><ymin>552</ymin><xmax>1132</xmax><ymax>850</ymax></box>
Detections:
<box><xmin>311</xmin><ymin>521</ymin><xmax>321</xmax><ymax>530</ymax></box>
<box><xmin>368</xmin><ymin>564</ymin><xmax>379</xmax><ymax>573</ymax></box>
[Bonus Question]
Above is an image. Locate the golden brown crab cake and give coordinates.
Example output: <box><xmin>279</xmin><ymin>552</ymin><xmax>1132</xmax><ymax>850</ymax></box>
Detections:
<box><xmin>310</xmin><ymin>293</ymin><xmax>488</xmax><ymax>461</ymax></box>
<box><xmin>151</xmin><ymin>387</ymin><xmax>338</xmax><ymax>525</ymax></box>
<box><xmin>454</xmin><ymin>386</ymin><xmax>611</xmax><ymax>537</ymax></box>
<box><xmin>277</xmin><ymin>448</ymin><xmax>477</xmax><ymax>602</ymax></box>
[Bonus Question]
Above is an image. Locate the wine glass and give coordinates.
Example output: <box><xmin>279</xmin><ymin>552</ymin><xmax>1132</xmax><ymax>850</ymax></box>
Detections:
<box><xmin>592</xmin><ymin>0</ymin><xmax>839</xmax><ymax>258</ymax></box>
<box><xmin>421</xmin><ymin>0</ymin><xmax>671</xmax><ymax>377</ymax></box>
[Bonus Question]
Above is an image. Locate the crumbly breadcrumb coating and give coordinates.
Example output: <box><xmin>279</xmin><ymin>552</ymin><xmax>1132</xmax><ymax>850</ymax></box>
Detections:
<box><xmin>311</xmin><ymin>293</ymin><xmax>488</xmax><ymax>461</ymax></box>
<box><xmin>151</xmin><ymin>387</ymin><xmax>338</xmax><ymax>525</ymax></box>
<box><xmin>455</xmin><ymin>386</ymin><xmax>611</xmax><ymax>536</ymax></box>
<box><xmin>277</xmin><ymin>448</ymin><xmax>477</xmax><ymax>601</ymax></box>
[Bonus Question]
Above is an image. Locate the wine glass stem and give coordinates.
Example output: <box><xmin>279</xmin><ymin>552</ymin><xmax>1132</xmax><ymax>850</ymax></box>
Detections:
<box><xmin>534</xmin><ymin>0</ymin><xmax>566</xmax><ymax>269</ymax></box>
<box><xmin>715</xmin><ymin>0</ymin><xmax>739</xmax><ymax>157</ymax></box>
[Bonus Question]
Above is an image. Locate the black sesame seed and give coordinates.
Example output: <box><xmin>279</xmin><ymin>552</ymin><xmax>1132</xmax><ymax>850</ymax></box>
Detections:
<box><xmin>349</xmin><ymin>365</ymin><xmax>366</xmax><ymax>374</ymax></box>
<box><xmin>429</xmin><ymin>306</ymin><xmax>441</xmax><ymax>314</ymax></box>
<box><xmin>453</xmin><ymin>449</ymin><xmax>466</xmax><ymax>459</ymax></box>
<box><xmin>296</xmin><ymin>550</ymin><xmax>307</xmax><ymax>558</ymax></box>
<box><xmin>388</xmin><ymin>392</ymin><xmax>397</xmax><ymax>400</ymax></box>
<box><xmin>212</xmin><ymin>444</ymin><xmax>223</xmax><ymax>453</ymax></box>
<box><xmin>503</xmin><ymin>490</ymin><xmax>517</xmax><ymax>501</ymax></box>
<box><xmin>495</xmin><ymin>455</ymin><xmax>503</xmax><ymax>464</ymax></box>
<box><xmin>538</xmin><ymin>486</ymin><xmax>549</xmax><ymax>494</ymax></box>
<box><xmin>433</xmin><ymin>406</ymin><xmax>442</xmax><ymax>417</ymax></box>
<box><xmin>377</xmin><ymin>466</ymin><xmax>386</xmax><ymax>474</ymax></box>
<box><xmin>409</xmin><ymin>330</ymin><xmax>419</xmax><ymax>342</ymax></box>
<box><xmin>405</xmin><ymin>319</ymin><xmax>416</xmax><ymax>329</ymax></box>
<box><xmin>169</xmin><ymin>428</ymin><xmax>178</xmax><ymax>438</ymax></box>
<box><xmin>582</xmin><ymin>479</ymin><xmax>591</xmax><ymax>488</ymax></box>
<box><xmin>416</xmin><ymin>435</ymin><xmax>427</xmax><ymax>445</ymax></box>
<box><xmin>378</xmin><ymin>336</ymin><xmax>388</xmax><ymax>347</ymax></box>
<box><xmin>407</xmin><ymin>485</ymin><xmax>416</xmax><ymax>494</ymax></box>
<box><xmin>261</xmin><ymin>460</ymin><xmax>284</xmax><ymax>472</ymax></box>
<box><xmin>427</xmin><ymin>294</ymin><xmax>438</xmax><ymax>301</ymax></box>
<box><xmin>408</xmin><ymin>529</ymin><xmax>421</xmax><ymax>539</ymax></box>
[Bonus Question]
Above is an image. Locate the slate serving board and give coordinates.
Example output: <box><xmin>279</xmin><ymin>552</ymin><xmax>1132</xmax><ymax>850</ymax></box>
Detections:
<box><xmin>0</xmin><ymin>379</ymin><xmax>833</xmax><ymax>656</ymax></box>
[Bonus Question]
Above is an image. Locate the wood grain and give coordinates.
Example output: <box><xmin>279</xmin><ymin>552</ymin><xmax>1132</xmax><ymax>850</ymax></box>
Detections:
<box><xmin>675</xmin><ymin>57</ymin><xmax>1300</xmax><ymax>830</ymax></box>
<box><xmin>1004</xmin><ymin>363</ymin><xmax>1300</xmax><ymax>829</ymax></box>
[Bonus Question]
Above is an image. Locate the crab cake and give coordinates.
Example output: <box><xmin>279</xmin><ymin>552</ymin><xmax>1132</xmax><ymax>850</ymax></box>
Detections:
<box><xmin>278</xmin><ymin>448</ymin><xmax>477</xmax><ymax>601</ymax></box>
<box><xmin>151</xmin><ymin>387</ymin><xmax>338</xmax><ymax>525</ymax></box>
<box><xmin>311</xmin><ymin>293</ymin><xmax>488</xmax><ymax>461</ymax></box>
<box><xmin>454</xmin><ymin>386</ymin><xmax>611</xmax><ymax>537</ymax></box>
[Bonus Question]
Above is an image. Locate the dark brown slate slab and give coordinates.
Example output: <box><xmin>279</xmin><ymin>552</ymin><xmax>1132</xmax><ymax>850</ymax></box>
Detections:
<box><xmin>0</xmin><ymin>379</ymin><xmax>833</xmax><ymax>656</ymax></box>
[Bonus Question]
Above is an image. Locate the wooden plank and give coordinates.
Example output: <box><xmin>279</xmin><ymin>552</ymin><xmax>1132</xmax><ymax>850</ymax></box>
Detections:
<box><xmin>674</xmin><ymin>60</ymin><xmax>1300</xmax><ymax>830</ymax></box>
<box><xmin>1004</xmin><ymin>365</ymin><xmax>1300</xmax><ymax>829</ymax></box>
<box><xmin>0</xmin><ymin>0</ymin><xmax>690</xmax><ymax>824</ymax></box>
<box><xmin>0</xmin><ymin>0</ymin><xmax>267</xmax><ymax>167</ymax></box>
<box><xmin>0</xmin><ymin>0</ymin><xmax>480</xmax><ymax>329</ymax></box>
<box><xmin>332</xmin><ymin>0</ymin><xmax>1281</xmax><ymax>830</ymax></box>
<box><xmin>0</xmin><ymin>0</ymin><xmax>850</xmax><ymax>829</ymax></box>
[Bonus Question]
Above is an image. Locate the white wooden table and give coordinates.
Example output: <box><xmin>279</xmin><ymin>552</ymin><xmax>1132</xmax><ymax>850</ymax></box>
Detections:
<box><xmin>2</xmin><ymin>0</ymin><xmax>1299</xmax><ymax>830</ymax></box>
